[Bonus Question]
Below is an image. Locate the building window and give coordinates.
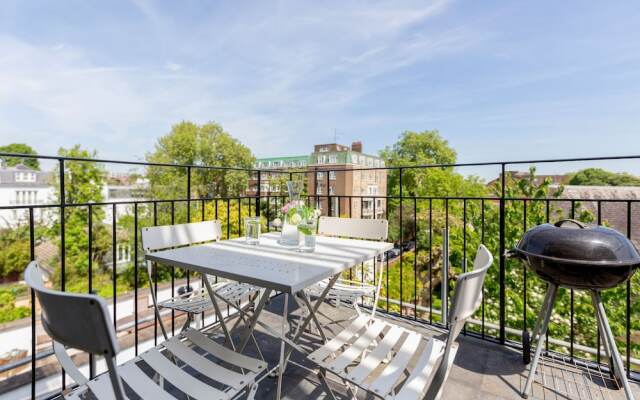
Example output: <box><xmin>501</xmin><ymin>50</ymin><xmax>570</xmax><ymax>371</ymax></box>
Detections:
<box><xmin>374</xmin><ymin>159</ymin><xmax>380</xmax><ymax>167</ymax></box>
<box><xmin>317</xmin><ymin>171</ymin><xmax>325</xmax><ymax>179</ymax></box>
<box><xmin>319</xmin><ymin>147</ymin><xmax>329</xmax><ymax>152</ymax></box>
<box><xmin>360</xmin><ymin>157</ymin><xmax>366</xmax><ymax>166</ymax></box>
<box><xmin>15</xmin><ymin>172</ymin><xmax>36</xmax><ymax>182</ymax></box>
<box><xmin>368</xmin><ymin>185</ymin><xmax>378</xmax><ymax>195</ymax></box>
<box><xmin>272</xmin><ymin>161</ymin><xmax>281</xmax><ymax>167</ymax></box>
<box><xmin>329</xmin><ymin>171</ymin><xmax>336</xmax><ymax>180</ymax></box>
<box><xmin>376</xmin><ymin>199</ymin><xmax>383</xmax><ymax>208</ymax></box>
<box><xmin>367</xmin><ymin>158</ymin><xmax>373</xmax><ymax>167</ymax></box>
<box><xmin>15</xmin><ymin>190</ymin><xmax>37</xmax><ymax>205</ymax></box>
<box><xmin>329</xmin><ymin>186</ymin><xmax>335</xmax><ymax>195</ymax></box>
<box><xmin>329</xmin><ymin>155</ymin><xmax>337</xmax><ymax>163</ymax></box>
<box><xmin>116</xmin><ymin>244</ymin><xmax>131</xmax><ymax>264</ymax></box>
<box><xmin>316</xmin><ymin>185</ymin><xmax>323</xmax><ymax>195</ymax></box>
<box><xmin>260</xmin><ymin>183</ymin><xmax>270</xmax><ymax>192</ymax></box>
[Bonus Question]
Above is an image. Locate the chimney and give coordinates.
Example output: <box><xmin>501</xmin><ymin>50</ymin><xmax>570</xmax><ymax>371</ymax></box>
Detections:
<box><xmin>351</xmin><ymin>141</ymin><xmax>362</xmax><ymax>153</ymax></box>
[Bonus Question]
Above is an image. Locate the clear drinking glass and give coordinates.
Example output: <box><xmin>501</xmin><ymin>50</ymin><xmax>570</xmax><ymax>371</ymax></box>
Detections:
<box><xmin>244</xmin><ymin>217</ymin><xmax>261</xmax><ymax>245</ymax></box>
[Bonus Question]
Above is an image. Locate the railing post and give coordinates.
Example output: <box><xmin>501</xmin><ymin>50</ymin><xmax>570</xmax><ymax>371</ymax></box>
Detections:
<box><xmin>499</xmin><ymin>163</ymin><xmax>506</xmax><ymax>343</ymax></box>
<box><xmin>256</xmin><ymin>170</ymin><xmax>261</xmax><ymax>217</ymax></box>
<box><xmin>442</xmin><ymin>228</ymin><xmax>449</xmax><ymax>326</ymax></box>
<box><xmin>187</xmin><ymin>166</ymin><xmax>192</xmax><ymax>222</ymax></box>
<box><xmin>399</xmin><ymin>167</ymin><xmax>403</xmax><ymax>316</ymax></box>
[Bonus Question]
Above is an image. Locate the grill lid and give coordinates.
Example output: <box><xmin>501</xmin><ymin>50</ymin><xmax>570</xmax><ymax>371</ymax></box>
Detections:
<box><xmin>514</xmin><ymin>219</ymin><xmax>640</xmax><ymax>266</ymax></box>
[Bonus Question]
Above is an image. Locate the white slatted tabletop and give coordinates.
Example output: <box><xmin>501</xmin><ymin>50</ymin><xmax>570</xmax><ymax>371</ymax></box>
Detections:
<box><xmin>146</xmin><ymin>232</ymin><xmax>393</xmax><ymax>293</ymax></box>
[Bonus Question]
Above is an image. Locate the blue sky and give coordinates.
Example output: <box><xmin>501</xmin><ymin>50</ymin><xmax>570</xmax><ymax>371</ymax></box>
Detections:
<box><xmin>0</xmin><ymin>1</ymin><xmax>639</xmax><ymax>176</ymax></box>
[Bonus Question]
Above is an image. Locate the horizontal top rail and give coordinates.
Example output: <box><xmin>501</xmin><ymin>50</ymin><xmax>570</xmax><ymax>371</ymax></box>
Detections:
<box><xmin>2</xmin><ymin>152</ymin><xmax>640</xmax><ymax>175</ymax></box>
<box><xmin>0</xmin><ymin>152</ymin><xmax>260</xmax><ymax>172</ymax></box>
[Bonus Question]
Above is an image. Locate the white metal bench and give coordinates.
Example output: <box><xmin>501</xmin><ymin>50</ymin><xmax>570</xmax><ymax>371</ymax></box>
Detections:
<box><xmin>308</xmin><ymin>245</ymin><xmax>493</xmax><ymax>400</ymax></box>
<box><xmin>25</xmin><ymin>261</ymin><xmax>267</xmax><ymax>400</ymax></box>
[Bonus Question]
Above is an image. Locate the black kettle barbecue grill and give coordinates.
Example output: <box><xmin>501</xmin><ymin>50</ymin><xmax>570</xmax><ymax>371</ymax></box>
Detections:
<box><xmin>509</xmin><ymin>219</ymin><xmax>640</xmax><ymax>399</ymax></box>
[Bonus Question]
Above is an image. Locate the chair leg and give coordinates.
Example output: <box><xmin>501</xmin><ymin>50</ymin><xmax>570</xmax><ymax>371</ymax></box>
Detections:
<box><xmin>522</xmin><ymin>283</ymin><xmax>558</xmax><ymax>399</ymax></box>
<box><xmin>317</xmin><ymin>370</ymin><xmax>338</xmax><ymax>400</ymax></box>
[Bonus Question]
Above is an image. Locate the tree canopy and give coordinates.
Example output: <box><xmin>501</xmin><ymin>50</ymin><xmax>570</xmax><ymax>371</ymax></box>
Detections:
<box><xmin>0</xmin><ymin>143</ymin><xmax>40</xmax><ymax>170</ymax></box>
<box><xmin>568</xmin><ymin>168</ymin><xmax>640</xmax><ymax>186</ymax></box>
<box><xmin>146</xmin><ymin>121</ymin><xmax>255</xmax><ymax>199</ymax></box>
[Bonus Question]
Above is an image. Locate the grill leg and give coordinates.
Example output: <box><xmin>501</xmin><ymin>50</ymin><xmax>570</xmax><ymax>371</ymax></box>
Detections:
<box><xmin>522</xmin><ymin>283</ymin><xmax>558</xmax><ymax>398</ymax></box>
<box><xmin>593</xmin><ymin>292</ymin><xmax>614</xmax><ymax>376</ymax></box>
<box><xmin>591</xmin><ymin>291</ymin><xmax>636</xmax><ymax>400</ymax></box>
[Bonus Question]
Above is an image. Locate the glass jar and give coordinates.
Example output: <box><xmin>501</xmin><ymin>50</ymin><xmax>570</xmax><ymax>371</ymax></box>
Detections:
<box><xmin>280</xmin><ymin>214</ymin><xmax>301</xmax><ymax>246</ymax></box>
<box><xmin>244</xmin><ymin>216</ymin><xmax>261</xmax><ymax>245</ymax></box>
<box><xmin>297</xmin><ymin>220</ymin><xmax>317</xmax><ymax>252</ymax></box>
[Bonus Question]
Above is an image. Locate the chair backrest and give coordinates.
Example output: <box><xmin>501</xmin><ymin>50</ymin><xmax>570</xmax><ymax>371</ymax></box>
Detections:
<box><xmin>317</xmin><ymin>216</ymin><xmax>388</xmax><ymax>241</ymax></box>
<box><xmin>141</xmin><ymin>220</ymin><xmax>222</xmax><ymax>253</ymax></box>
<box><xmin>447</xmin><ymin>244</ymin><xmax>493</xmax><ymax>341</ymax></box>
<box><xmin>24</xmin><ymin>261</ymin><xmax>118</xmax><ymax>357</ymax></box>
<box><xmin>25</xmin><ymin>262</ymin><xmax>126</xmax><ymax>400</ymax></box>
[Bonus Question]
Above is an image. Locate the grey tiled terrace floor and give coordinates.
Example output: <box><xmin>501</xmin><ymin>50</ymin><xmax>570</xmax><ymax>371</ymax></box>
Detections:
<box><xmin>216</xmin><ymin>294</ymin><xmax>640</xmax><ymax>400</ymax></box>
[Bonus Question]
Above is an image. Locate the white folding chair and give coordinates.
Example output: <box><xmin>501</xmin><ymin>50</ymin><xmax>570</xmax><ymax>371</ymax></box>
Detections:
<box><xmin>306</xmin><ymin>217</ymin><xmax>389</xmax><ymax>319</ymax></box>
<box><xmin>25</xmin><ymin>261</ymin><xmax>267</xmax><ymax>400</ymax></box>
<box><xmin>308</xmin><ymin>245</ymin><xmax>493</xmax><ymax>400</ymax></box>
<box><xmin>141</xmin><ymin>221</ymin><xmax>261</xmax><ymax>341</ymax></box>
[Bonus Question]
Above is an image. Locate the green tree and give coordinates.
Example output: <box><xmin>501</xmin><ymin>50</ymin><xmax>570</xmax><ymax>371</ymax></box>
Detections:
<box><xmin>0</xmin><ymin>143</ymin><xmax>40</xmax><ymax>170</ymax></box>
<box><xmin>51</xmin><ymin>145</ymin><xmax>111</xmax><ymax>291</ymax></box>
<box><xmin>568</xmin><ymin>168</ymin><xmax>640</xmax><ymax>186</ymax></box>
<box><xmin>146</xmin><ymin>121</ymin><xmax>255</xmax><ymax>201</ymax></box>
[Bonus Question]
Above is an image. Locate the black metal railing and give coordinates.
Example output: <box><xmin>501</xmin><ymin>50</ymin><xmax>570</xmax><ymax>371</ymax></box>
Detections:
<box><xmin>0</xmin><ymin>152</ymin><xmax>639</xmax><ymax>399</ymax></box>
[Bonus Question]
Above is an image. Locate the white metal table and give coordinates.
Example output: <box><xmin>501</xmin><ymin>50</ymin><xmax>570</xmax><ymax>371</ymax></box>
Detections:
<box><xmin>146</xmin><ymin>231</ymin><xmax>393</xmax><ymax>399</ymax></box>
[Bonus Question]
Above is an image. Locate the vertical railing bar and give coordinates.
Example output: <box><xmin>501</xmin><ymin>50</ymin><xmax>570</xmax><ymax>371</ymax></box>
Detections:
<box><xmin>413</xmin><ymin>197</ymin><xmax>417</xmax><ymax>321</ymax></box>
<box><xmin>443</xmin><ymin>198</ymin><xmax>449</xmax><ymax>327</ymax></box>
<box><xmin>429</xmin><ymin>198</ymin><xmax>433</xmax><ymax>324</ymax></box>
<box><xmin>399</xmin><ymin>168</ymin><xmax>403</xmax><ymax>317</ymax></box>
<box><xmin>112</xmin><ymin>203</ymin><xmax>117</xmax><ymax>330</ymax></box>
<box><xmin>171</xmin><ymin>201</ymin><xmax>175</xmax><ymax>335</ymax></box>
<box><xmin>226</xmin><ymin>199</ymin><xmax>230</xmax><ymax>240</ymax></box>
<box><xmin>386</xmin><ymin>192</ymin><xmax>389</xmax><ymax>312</ymax></box>
<box><xmin>499</xmin><ymin>163</ymin><xmax>506</xmax><ymax>343</ymax></box>
<box><xmin>626</xmin><ymin>200</ymin><xmax>632</xmax><ymax>377</ymax></box>
<box><xmin>134</xmin><ymin>202</ymin><xmax>139</xmax><ymax>355</ymax></box>
<box><xmin>88</xmin><ymin>204</ymin><xmax>94</xmax><ymax>378</ymax></box>
<box><xmin>522</xmin><ymin>200</ymin><xmax>527</xmax><ymax>347</ymax></box>
<box><xmin>481</xmin><ymin>199</ymin><xmax>485</xmax><ymax>338</ymax></box>
<box><xmin>29</xmin><ymin>207</ymin><xmax>36</xmax><ymax>400</ymax></box>
<box><xmin>256</xmin><ymin>171</ymin><xmax>261</xmax><ymax>219</ymax></box>
<box><xmin>326</xmin><ymin>170</ymin><xmax>331</xmax><ymax>216</ymax></box>
<box><xmin>201</xmin><ymin>199</ymin><xmax>206</xmax><ymax>327</ymax></box>
<box><xmin>570</xmin><ymin>200</ymin><xmax>575</xmax><ymax>359</ymax></box>
<box><xmin>59</xmin><ymin>159</ymin><xmax>66</xmax><ymax>390</ymax></box>
<box><xmin>596</xmin><ymin>201</ymin><xmax>602</xmax><ymax>364</ymax></box>
<box><xmin>462</xmin><ymin>198</ymin><xmax>467</xmax><ymax>335</ymax></box>
<box><xmin>545</xmin><ymin>199</ymin><xmax>550</xmax><ymax>351</ymax></box>
<box><xmin>153</xmin><ymin>202</ymin><xmax>158</xmax><ymax>345</ymax></box>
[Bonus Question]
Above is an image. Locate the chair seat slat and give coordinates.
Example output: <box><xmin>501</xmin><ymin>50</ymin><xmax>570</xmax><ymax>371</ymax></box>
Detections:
<box><xmin>347</xmin><ymin>324</ymin><xmax>404</xmax><ymax>384</ymax></box>
<box><xmin>164</xmin><ymin>336</ymin><xmax>247</xmax><ymax>390</ymax></box>
<box><xmin>184</xmin><ymin>329</ymin><xmax>267</xmax><ymax>373</ymax></box>
<box><xmin>394</xmin><ymin>339</ymin><xmax>448</xmax><ymax>400</ymax></box>
<box><xmin>327</xmin><ymin>320</ymin><xmax>386</xmax><ymax>373</ymax></box>
<box><xmin>308</xmin><ymin>315</ymin><xmax>369</xmax><ymax>362</ymax></box>
<box><xmin>368</xmin><ymin>331</ymin><xmax>422</xmax><ymax>396</ymax></box>
<box><xmin>140</xmin><ymin>348</ymin><xmax>228</xmax><ymax>400</ymax></box>
<box><xmin>118</xmin><ymin>361</ymin><xmax>177</xmax><ymax>400</ymax></box>
<box><xmin>86</xmin><ymin>373</ymin><xmax>120</xmax><ymax>400</ymax></box>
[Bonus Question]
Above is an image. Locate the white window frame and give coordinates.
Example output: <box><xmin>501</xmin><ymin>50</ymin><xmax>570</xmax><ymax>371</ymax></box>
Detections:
<box><xmin>329</xmin><ymin>171</ymin><xmax>336</xmax><ymax>180</ymax></box>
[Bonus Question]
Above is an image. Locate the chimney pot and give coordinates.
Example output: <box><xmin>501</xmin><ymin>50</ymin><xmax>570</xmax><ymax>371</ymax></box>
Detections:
<box><xmin>351</xmin><ymin>141</ymin><xmax>362</xmax><ymax>152</ymax></box>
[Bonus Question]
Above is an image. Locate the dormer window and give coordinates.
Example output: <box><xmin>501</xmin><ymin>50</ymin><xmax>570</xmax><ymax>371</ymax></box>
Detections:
<box><xmin>15</xmin><ymin>172</ymin><xmax>36</xmax><ymax>182</ymax></box>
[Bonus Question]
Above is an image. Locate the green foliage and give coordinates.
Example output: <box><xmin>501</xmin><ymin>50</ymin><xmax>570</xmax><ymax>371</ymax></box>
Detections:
<box><xmin>568</xmin><ymin>168</ymin><xmax>640</xmax><ymax>186</ymax></box>
<box><xmin>0</xmin><ymin>143</ymin><xmax>40</xmax><ymax>170</ymax></box>
<box><xmin>50</xmin><ymin>145</ymin><xmax>111</xmax><ymax>290</ymax></box>
<box><xmin>0</xmin><ymin>226</ymin><xmax>32</xmax><ymax>279</ymax></box>
<box><xmin>0</xmin><ymin>286</ymin><xmax>31</xmax><ymax>323</ymax></box>
<box><xmin>146</xmin><ymin>121</ymin><xmax>255</xmax><ymax>200</ymax></box>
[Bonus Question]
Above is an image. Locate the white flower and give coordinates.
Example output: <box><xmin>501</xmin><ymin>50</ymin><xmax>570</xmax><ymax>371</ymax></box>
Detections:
<box><xmin>289</xmin><ymin>213</ymin><xmax>302</xmax><ymax>225</ymax></box>
<box><xmin>272</xmin><ymin>218</ymin><xmax>282</xmax><ymax>227</ymax></box>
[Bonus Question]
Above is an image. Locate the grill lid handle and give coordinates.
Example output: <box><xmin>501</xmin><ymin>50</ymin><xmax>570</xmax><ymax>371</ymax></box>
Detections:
<box><xmin>554</xmin><ymin>219</ymin><xmax>587</xmax><ymax>229</ymax></box>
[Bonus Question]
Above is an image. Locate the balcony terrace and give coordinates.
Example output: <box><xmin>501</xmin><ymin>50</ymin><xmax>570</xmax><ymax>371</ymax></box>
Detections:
<box><xmin>0</xmin><ymin>152</ymin><xmax>639</xmax><ymax>400</ymax></box>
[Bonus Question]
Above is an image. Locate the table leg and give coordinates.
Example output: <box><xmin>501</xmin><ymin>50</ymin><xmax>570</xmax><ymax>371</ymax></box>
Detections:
<box><xmin>282</xmin><ymin>274</ymin><xmax>340</xmax><ymax>372</ymax></box>
<box><xmin>238</xmin><ymin>288</ymin><xmax>273</xmax><ymax>352</ymax></box>
<box><xmin>202</xmin><ymin>274</ymin><xmax>235</xmax><ymax>349</ymax></box>
<box><xmin>276</xmin><ymin>293</ymin><xmax>289</xmax><ymax>400</ymax></box>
